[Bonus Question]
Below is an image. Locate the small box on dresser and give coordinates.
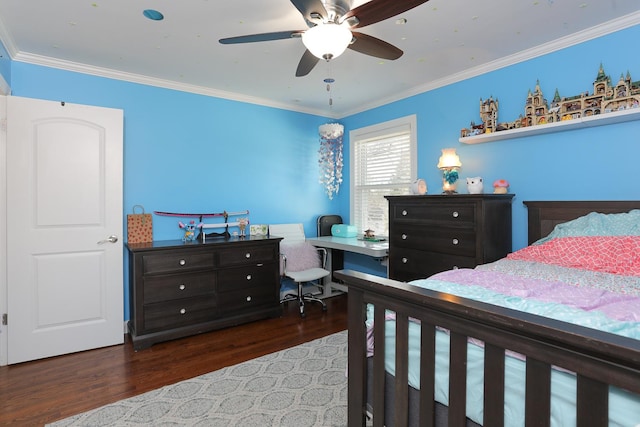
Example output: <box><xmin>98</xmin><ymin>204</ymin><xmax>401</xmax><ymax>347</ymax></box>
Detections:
<box><xmin>386</xmin><ymin>194</ymin><xmax>514</xmax><ymax>282</ymax></box>
<box><xmin>126</xmin><ymin>236</ymin><xmax>283</xmax><ymax>350</ymax></box>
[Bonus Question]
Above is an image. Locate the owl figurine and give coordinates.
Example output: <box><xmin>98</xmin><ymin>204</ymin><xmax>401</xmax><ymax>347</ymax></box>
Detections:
<box><xmin>466</xmin><ymin>177</ymin><xmax>484</xmax><ymax>194</ymax></box>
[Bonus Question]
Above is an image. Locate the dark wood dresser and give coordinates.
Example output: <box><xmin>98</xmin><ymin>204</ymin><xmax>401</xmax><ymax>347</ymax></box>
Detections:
<box><xmin>126</xmin><ymin>236</ymin><xmax>282</xmax><ymax>350</ymax></box>
<box><xmin>386</xmin><ymin>194</ymin><xmax>514</xmax><ymax>281</ymax></box>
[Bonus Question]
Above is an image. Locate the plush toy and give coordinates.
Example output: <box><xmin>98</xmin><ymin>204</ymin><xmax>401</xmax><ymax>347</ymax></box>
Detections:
<box><xmin>466</xmin><ymin>176</ymin><xmax>484</xmax><ymax>194</ymax></box>
<box><xmin>179</xmin><ymin>220</ymin><xmax>201</xmax><ymax>241</ymax></box>
<box><xmin>493</xmin><ymin>179</ymin><xmax>510</xmax><ymax>194</ymax></box>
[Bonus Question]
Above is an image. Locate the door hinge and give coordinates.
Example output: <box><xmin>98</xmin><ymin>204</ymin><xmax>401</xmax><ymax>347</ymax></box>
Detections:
<box><xmin>2</xmin><ymin>313</ymin><xmax>6</xmax><ymax>325</ymax></box>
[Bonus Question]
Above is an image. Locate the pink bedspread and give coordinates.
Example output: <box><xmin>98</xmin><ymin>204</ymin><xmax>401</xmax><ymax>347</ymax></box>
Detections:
<box><xmin>507</xmin><ymin>236</ymin><xmax>640</xmax><ymax>276</ymax></box>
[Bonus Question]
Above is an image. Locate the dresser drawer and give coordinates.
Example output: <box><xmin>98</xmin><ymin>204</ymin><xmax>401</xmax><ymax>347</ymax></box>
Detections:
<box><xmin>390</xmin><ymin>226</ymin><xmax>476</xmax><ymax>257</ymax></box>
<box><xmin>217</xmin><ymin>285</ymin><xmax>278</xmax><ymax>314</ymax></box>
<box><xmin>143</xmin><ymin>251</ymin><xmax>215</xmax><ymax>274</ymax></box>
<box><xmin>143</xmin><ymin>271</ymin><xmax>215</xmax><ymax>304</ymax></box>
<box><xmin>389</xmin><ymin>248</ymin><xmax>476</xmax><ymax>281</ymax></box>
<box><xmin>392</xmin><ymin>203</ymin><xmax>476</xmax><ymax>226</ymax></box>
<box><xmin>218</xmin><ymin>245</ymin><xmax>277</xmax><ymax>267</ymax></box>
<box><xmin>143</xmin><ymin>296</ymin><xmax>216</xmax><ymax>332</ymax></box>
<box><xmin>217</xmin><ymin>263</ymin><xmax>277</xmax><ymax>292</ymax></box>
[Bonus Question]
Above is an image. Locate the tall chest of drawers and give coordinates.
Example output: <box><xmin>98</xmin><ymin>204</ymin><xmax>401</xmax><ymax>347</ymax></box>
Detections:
<box><xmin>126</xmin><ymin>236</ymin><xmax>282</xmax><ymax>350</ymax></box>
<box><xmin>386</xmin><ymin>194</ymin><xmax>514</xmax><ymax>281</ymax></box>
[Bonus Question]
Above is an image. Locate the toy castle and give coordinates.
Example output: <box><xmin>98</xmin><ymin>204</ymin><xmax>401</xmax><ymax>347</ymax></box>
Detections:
<box><xmin>461</xmin><ymin>64</ymin><xmax>640</xmax><ymax>137</ymax></box>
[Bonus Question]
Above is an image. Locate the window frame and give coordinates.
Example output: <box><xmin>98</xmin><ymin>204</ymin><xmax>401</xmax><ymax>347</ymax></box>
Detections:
<box><xmin>349</xmin><ymin>115</ymin><xmax>417</xmax><ymax>237</ymax></box>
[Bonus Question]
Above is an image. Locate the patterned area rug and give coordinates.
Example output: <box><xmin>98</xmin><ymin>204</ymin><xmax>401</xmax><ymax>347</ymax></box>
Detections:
<box><xmin>48</xmin><ymin>331</ymin><xmax>348</xmax><ymax>427</ymax></box>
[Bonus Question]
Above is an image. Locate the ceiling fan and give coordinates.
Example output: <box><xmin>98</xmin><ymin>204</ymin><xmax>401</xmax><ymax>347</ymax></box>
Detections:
<box><xmin>219</xmin><ymin>0</ymin><xmax>429</xmax><ymax>77</ymax></box>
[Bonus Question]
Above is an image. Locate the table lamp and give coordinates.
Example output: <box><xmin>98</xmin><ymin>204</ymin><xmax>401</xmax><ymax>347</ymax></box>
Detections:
<box><xmin>437</xmin><ymin>148</ymin><xmax>462</xmax><ymax>194</ymax></box>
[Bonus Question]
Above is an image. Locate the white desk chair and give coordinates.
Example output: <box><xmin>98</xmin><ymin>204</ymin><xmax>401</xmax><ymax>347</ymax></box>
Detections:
<box><xmin>269</xmin><ymin>223</ymin><xmax>329</xmax><ymax>318</ymax></box>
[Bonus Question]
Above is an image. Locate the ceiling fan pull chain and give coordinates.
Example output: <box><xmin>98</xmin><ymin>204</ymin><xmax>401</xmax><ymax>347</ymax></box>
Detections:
<box><xmin>324</xmin><ymin>77</ymin><xmax>335</xmax><ymax>108</ymax></box>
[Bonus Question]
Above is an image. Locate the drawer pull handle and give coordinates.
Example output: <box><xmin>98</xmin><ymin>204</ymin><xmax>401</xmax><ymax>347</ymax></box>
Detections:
<box><xmin>401</xmin><ymin>234</ymin><xmax>407</xmax><ymax>240</ymax></box>
<box><xmin>402</xmin><ymin>257</ymin><xmax>408</xmax><ymax>264</ymax></box>
<box><xmin>245</xmin><ymin>253</ymin><xmax>251</xmax><ymax>258</ymax></box>
<box><xmin>452</xmin><ymin>211</ymin><xmax>459</xmax><ymax>218</ymax></box>
<box><xmin>402</xmin><ymin>210</ymin><xmax>408</xmax><ymax>216</ymax></box>
<box><xmin>179</xmin><ymin>308</ymin><xmax>186</xmax><ymax>315</ymax></box>
<box><xmin>246</xmin><ymin>296</ymin><xmax>252</xmax><ymax>302</ymax></box>
<box><xmin>246</xmin><ymin>274</ymin><xmax>252</xmax><ymax>280</ymax></box>
<box><xmin>179</xmin><ymin>259</ymin><xmax>186</xmax><ymax>266</ymax></box>
<box><xmin>179</xmin><ymin>284</ymin><xmax>186</xmax><ymax>290</ymax></box>
<box><xmin>452</xmin><ymin>238</ymin><xmax>459</xmax><ymax>245</ymax></box>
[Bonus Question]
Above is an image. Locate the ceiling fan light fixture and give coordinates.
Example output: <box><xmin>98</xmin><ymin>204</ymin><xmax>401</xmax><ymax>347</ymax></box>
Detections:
<box><xmin>302</xmin><ymin>23</ymin><xmax>352</xmax><ymax>60</ymax></box>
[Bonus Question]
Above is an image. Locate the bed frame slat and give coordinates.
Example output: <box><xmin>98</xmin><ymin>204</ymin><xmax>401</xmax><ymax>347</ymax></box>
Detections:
<box><xmin>394</xmin><ymin>315</ymin><xmax>410</xmax><ymax>426</ymax></box>
<box><xmin>347</xmin><ymin>287</ymin><xmax>367</xmax><ymax>427</ymax></box>
<box><xmin>483</xmin><ymin>343</ymin><xmax>505</xmax><ymax>427</ymax></box>
<box><xmin>420</xmin><ymin>324</ymin><xmax>436</xmax><ymax>427</ymax></box>
<box><xmin>372</xmin><ymin>305</ymin><xmax>386</xmax><ymax>427</ymax></box>
<box><xmin>576</xmin><ymin>375</ymin><xmax>608</xmax><ymax>427</ymax></box>
<box><xmin>449</xmin><ymin>332</ymin><xmax>468</xmax><ymax>425</ymax></box>
<box><xmin>525</xmin><ymin>358</ymin><xmax>551</xmax><ymax>426</ymax></box>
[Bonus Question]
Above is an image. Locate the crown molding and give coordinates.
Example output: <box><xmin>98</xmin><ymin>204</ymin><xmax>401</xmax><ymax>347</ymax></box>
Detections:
<box><xmin>12</xmin><ymin>51</ymin><xmax>333</xmax><ymax>117</ymax></box>
<box><xmin>339</xmin><ymin>11</ymin><xmax>640</xmax><ymax>118</ymax></box>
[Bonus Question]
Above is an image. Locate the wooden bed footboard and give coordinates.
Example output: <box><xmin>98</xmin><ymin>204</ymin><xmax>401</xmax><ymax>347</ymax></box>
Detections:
<box><xmin>335</xmin><ymin>269</ymin><xmax>640</xmax><ymax>427</ymax></box>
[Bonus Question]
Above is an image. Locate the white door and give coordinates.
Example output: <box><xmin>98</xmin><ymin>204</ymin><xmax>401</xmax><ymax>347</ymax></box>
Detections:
<box><xmin>6</xmin><ymin>96</ymin><xmax>123</xmax><ymax>364</ymax></box>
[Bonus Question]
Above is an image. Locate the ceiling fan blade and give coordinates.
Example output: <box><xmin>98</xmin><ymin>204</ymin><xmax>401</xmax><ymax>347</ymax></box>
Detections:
<box><xmin>290</xmin><ymin>0</ymin><xmax>328</xmax><ymax>23</ymax></box>
<box><xmin>219</xmin><ymin>30</ymin><xmax>303</xmax><ymax>44</ymax></box>
<box><xmin>349</xmin><ymin>32</ymin><xmax>403</xmax><ymax>60</ymax></box>
<box><xmin>296</xmin><ymin>49</ymin><xmax>320</xmax><ymax>77</ymax></box>
<box><xmin>344</xmin><ymin>0</ymin><xmax>429</xmax><ymax>29</ymax></box>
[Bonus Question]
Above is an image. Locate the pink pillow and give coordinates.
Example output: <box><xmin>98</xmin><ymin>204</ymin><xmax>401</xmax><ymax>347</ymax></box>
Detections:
<box><xmin>280</xmin><ymin>242</ymin><xmax>321</xmax><ymax>273</ymax></box>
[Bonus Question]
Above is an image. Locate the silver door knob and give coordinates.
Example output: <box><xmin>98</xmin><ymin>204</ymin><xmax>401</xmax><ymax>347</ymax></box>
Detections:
<box><xmin>97</xmin><ymin>235</ymin><xmax>118</xmax><ymax>244</ymax></box>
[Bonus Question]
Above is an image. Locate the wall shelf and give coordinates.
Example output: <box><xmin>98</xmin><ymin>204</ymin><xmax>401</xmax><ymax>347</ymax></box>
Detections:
<box><xmin>459</xmin><ymin>107</ymin><xmax>640</xmax><ymax>144</ymax></box>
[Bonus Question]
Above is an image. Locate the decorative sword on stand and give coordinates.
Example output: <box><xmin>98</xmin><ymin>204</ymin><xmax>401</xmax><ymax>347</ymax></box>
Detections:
<box><xmin>154</xmin><ymin>210</ymin><xmax>250</xmax><ymax>241</ymax></box>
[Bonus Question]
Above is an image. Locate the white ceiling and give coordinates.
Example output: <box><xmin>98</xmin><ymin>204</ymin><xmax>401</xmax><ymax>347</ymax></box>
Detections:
<box><xmin>0</xmin><ymin>0</ymin><xmax>639</xmax><ymax>118</ymax></box>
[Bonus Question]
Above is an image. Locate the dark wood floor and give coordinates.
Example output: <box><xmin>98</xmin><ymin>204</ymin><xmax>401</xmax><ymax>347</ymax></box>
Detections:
<box><xmin>0</xmin><ymin>294</ymin><xmax>348</xmax><ymax>426</ymax></box>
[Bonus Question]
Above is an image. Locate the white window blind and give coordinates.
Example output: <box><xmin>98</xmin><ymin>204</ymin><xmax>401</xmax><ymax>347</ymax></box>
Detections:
<box><xmin>350</xmin><ymin>115</ymin><xmax>417</xmax><ymax>236</ymax></box>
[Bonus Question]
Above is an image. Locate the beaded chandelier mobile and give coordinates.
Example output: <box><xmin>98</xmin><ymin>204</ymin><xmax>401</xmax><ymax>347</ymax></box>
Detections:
<box><xmin>318</xmin><ymin>123</ymin><xmax>344</xmax><ymax>200</ymax></box>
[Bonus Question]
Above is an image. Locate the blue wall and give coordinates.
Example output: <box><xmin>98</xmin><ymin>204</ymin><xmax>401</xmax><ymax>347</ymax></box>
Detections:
<box><xmin>4</xmin><ymin>24</ymin><xmax>640</xmax><ymax>316</ymax></box>
<box><xmin>340</xmin><ymin>24</ymin><xmax>640</xmax><ymax>256</ymax></box>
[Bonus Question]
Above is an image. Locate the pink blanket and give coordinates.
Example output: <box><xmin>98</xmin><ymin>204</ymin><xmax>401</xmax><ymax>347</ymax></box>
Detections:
<box><xmin>507</xmin><ymin>236</ymin><xmax>640</xmax><ymax>276</ymax></box>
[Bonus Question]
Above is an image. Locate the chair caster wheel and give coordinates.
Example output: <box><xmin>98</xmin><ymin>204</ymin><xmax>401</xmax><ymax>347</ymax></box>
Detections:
<box><xmin>322</xmin><ymin>306</ymin><xmax>327</xmax><ymax>312</ymax></box>
<box><xmin>301</xmin><ymin>312</ymin><xmax>306</xmax><ymax>318</ymax></box>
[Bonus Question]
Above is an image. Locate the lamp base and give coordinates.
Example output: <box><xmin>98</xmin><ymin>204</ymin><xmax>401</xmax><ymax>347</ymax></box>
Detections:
<box><xmin>441</xmin><ymin>179</ymin><xmax>458</xmax><ymax>194</ymax></box>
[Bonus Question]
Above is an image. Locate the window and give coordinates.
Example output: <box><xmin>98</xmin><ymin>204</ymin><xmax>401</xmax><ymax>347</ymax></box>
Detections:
<box><xmin>350</xmin><ymin>115</ymin><xmax>417</xmax><ymax>236</ymax></box>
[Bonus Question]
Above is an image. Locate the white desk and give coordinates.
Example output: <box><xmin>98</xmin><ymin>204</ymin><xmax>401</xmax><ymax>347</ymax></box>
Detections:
<box><xmin>305</xmin><ymin>236</ymin><xmax>389</xmax><ymax>297</ymax></box>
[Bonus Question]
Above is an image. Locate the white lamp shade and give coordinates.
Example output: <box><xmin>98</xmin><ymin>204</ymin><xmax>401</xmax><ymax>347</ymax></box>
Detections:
<box><xmin>302</xmin><ymin>23</ymin><xmax>352</xmax><ymax>60</ymax></box>
<box><xmin>437</xmin><ymin>148</ymin><xmax>462</xmax><ymax>169</ymax></box>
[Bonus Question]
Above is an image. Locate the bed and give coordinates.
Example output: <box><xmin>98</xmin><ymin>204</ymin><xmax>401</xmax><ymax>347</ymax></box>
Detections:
<box><xmin>335</xmin><ymin>200</ymin><xmax>640</xmax><ymax>427</ymax></box>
